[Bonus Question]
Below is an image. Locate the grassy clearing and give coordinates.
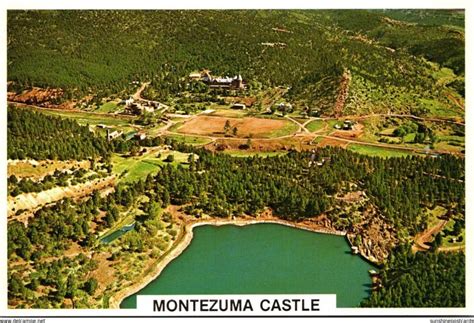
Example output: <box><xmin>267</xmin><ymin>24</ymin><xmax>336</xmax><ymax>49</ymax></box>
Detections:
<box><xmin>112</xmin><ymin>147</ymin><xmax>192</xmax><ymax>182</ymax></box>
<box><xmin>442</xmin><ymin>229</ymin><xmax>465</xmax><ymax>248</ymax></box>
<box><xmin>403</xmin><ymin>133</ymin><xmax>416</xmax><ymax>143</ymax></box>
<box><xmin>432</xmin><ymin>67</ymin><xmax>457</xmax><ymax>86</ymax></box>
<box><xmin>168</xmin><ymin>121</ymin><xmax>185</xmax><ymax>132</ymax></box>
<box><xmin>327</xmin><ymin>120</ymin><xmax>339</xmax><ymax>130</ymax></box>
<box><xmin>438</xmin><ymin>135</ymin><xmax>465</xmax><ymax>143</ymax></box>
<box><xmin>263</xmin><ymin>121</ymin><xmax>299</xmax><ymax>138</ymax></box>
<box><xmin>35</xmin><ymin>107</ymin><xmax>135</xmax><ymax>130</ymax></box>
<box><xmin>211</xmin><ymin>107</ymin><xmax>247</xmax><ymax>118</ymax></box>
<box><xmin>113</xmin><ymin>157</ymin><xmax>162</xmax><ymax>183</ymax></box>
<box><xmin>8</xmin><ymin>160</ymin><xmax>91</xmax><ymax>179</ymax></box>
<box><xmin>96</xmin><ymin>102</ymin><xmax>119</xmax><ymax>113</ymax></box>
<box><xmin>347</xmin><ymin>144</ymin><xmax>412</xmax><ymax>158</ymax></box>
<box><xmin>424</xmin><ymin>205</ymin><xmax>448</xmax><ymax>228</ymax></box>
<box><xmin>164</xmin><ymin>134</ymin><xmax>212</xmax><ymax>145</ymax></box>
<box><xmin>223</xmin><ymin>150</ymin><xmax>287</xmax><ymax>158</ymax></box>
<box><xmin>306</xmin><ymin>120</ymin><xmax>325</xmax><ymax>132</ymax></box>
<box><xmin>144</xmin><ymin>123</ymin><xmax>170</xmax><ymax>137</ymax></box>
<box><xmin>378</xmin><ymin>127</ymin><xmax>396</xmax><ymax>136</ymax></box>
<box><xmin>434</xmin><ymin>141</ymin><xmax>464</xmax><ymax>153</ymax></box>
<box><xmin>312</xmin><ymin>136</ymin><xmax>324</xmax><ymax>144</ymax></box>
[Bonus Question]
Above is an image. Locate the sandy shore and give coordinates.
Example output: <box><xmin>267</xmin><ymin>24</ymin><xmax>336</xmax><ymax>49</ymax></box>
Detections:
<box><xmin>108</xmin><ymin>216</ymin><xmax>346</xmax><ymax>309</ymax></box>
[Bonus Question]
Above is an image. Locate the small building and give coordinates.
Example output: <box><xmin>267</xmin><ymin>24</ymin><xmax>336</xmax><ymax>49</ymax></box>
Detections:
<box><xmin>142</xmin><ymin>105</ymin><xmax>154</xmax><ymax>113</ymax></box>
<box><xmin>135</xmin><ymin>132</ymin><xmax>147</xmax><ymax>140</ymax></box>
<box><xmin>231</xmin><ymin>103</ymin><xmax>246</xmax><ymax>110</ymax></box>
<box><xmin>202</xmin><ymin>73</ymin><xmax>245</xmax><ymax>90</ymax></box>
<box><xmin>106</xmin><ymin>129</ymin><xmax>123</xmax><ymax>141</ymax></box>
<box><xmin>342</xmin><ymin>120</ymin><xmax>355</xmax><ymax>130</ymax></box>
<box><xmin>125</xmin><ymin>97</ymin><xmax>134</xmax><ymax>107</ymax></box>
<box><xmin>126</xmin><ymin>103</ymin><xmax>155</xmax><ymax>115</ymax></box>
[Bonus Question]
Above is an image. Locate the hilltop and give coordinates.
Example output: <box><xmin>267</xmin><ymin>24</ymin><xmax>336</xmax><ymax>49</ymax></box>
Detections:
<box><xmin>8</xmin><ymin>10</ymin><xmax>464</xmax><ymax>118</ymax></box>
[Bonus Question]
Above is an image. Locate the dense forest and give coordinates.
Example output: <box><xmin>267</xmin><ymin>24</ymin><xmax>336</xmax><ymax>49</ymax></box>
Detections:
<box><xmin>7</xmin><ymin>10</ymin><xmax>464</xmax><ymax>116</ymax></box>
<box><xmin>8</xmin><ymin>143</ymin><xmax>465</xmax><ymax>308</ymax></box>
<box><xmin>361</xmin><ymin>245</ymin><xmax>465</xmax><ymax>307</ymax></box>
<box><xmin>6</xmin><ymin>9</ymin><xmax>465</xmax><ymax>309</ymax></box>
<box><xmin>7</xmin><ymin>107</ymin><xmax>112</xmax><ymax>160</ymax></box>
<box><xmin>151</xmin><ymin>146</ymin><xmax>464</xmax><ymax>237</ymax></box>
<box><xmin>8</xmin><ymin>166</ymin><xmax>111</xmax><ymax>197</ymax></box>
<box><xmin>6</xmin><ymin>109</ymin><xmax>465</xmax><ymax>308</ymax></box>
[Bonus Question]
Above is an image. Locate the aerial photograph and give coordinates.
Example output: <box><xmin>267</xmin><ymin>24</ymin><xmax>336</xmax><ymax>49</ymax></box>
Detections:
<box><xmin>6</xmin><ymin>9</ymin><xmax>465</xmax><ymax>311</ymax></box>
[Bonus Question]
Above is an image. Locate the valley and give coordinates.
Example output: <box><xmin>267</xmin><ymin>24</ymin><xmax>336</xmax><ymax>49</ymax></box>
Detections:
<box><xmin>6</xmin><ymin>9</ymin><xmax>465</xmax><ymax>310</ymax></box>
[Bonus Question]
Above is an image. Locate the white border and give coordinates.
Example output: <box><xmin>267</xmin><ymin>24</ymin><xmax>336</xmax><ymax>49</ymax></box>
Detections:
<box><xmin>1</xmin><ymin>1</ymin><xmax>472</xmax><ymax>321</ymax></box>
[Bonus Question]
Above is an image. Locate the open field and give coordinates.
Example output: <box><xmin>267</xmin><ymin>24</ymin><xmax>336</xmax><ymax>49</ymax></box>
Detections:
<box><xmin>28</xmin><ymin>106</ymin><xmax>136</xmax><ymax>132</ymax></box>
<box><xmin>347</xmin><ymin>144</ymin><xmax>413</xmax><ymax>158</ymax></box>
<box><xmin>112</xmin><ymin>147</ymin><xmax>193</xmax><ymax>183</ymax></box>
<box><xmin>435</xmin><ymin>141</ymin><xmax>465</xmax><ymax>154</ymax></box>
<box><xmin>222</xmin><ymin>151</ymin><xmax>288</xmax><ymax>158</ymax></box>
<box><xmin>95</xmin><ymin>101</ymin><xmax>120</xmax><ymax>113</ymax></box>
<box><xmin>317</xmin><ymin>137</ymin><xmax>349</xmax><ymax>148</ymax></box>
<box><xmin>175</xmin><ymin>115</ymin><xmax>298</xmax><ymax>139</ymax></box>
<box><xmin>306</xmin><ymin>120</ymin><xmax>325</xmax><ymax>132</ymax></box>
<box><xmin>209</xmin><ymin>107</ymin><xmax>248</xmax><ymax>118</ymax></box>
<box><xmin>8</xmin><ymin>159</ymin><xmax>91</xmax><ymax>179</ymax></box>
<box><xmin>163</xmin><ymin>134</ymin><xmax>213</xmax><ymax>145</ymax></box>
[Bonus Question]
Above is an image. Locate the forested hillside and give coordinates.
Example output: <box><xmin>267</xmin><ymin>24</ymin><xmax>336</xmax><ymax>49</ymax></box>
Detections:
<box><xmin>7</xmin><ymin>10</ymin><xmax>464</xmax><ymax>116</ymax></box>
<box><xmin>361</xmin><ymin>245</ymin><xmax>465</xmax><ymax>307</ymax></box>
<box><xmin>8</xmin><ymin>107</ymin><xmax>112</xmax><ymax>160</ymax></box>
<box><xmin>8</xmin><ymin>144</ymin><xmax>465</xmax><ymax>308</ymax></box>
<box><xmin>162</xmin><ymin>146</ymin><xmax>464</xmax><ymax>236</ymax></box>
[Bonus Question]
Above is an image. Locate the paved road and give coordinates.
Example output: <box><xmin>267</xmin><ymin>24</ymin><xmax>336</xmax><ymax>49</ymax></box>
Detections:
<box><xmin>132</xmin><ymin>82</ymin><xmax>170</xmax><ymax>112</ymax></box>
<box><xmin>285</xmin><ymin>115</ymin><xmax>310</xmax><ymax>133</ymax></box>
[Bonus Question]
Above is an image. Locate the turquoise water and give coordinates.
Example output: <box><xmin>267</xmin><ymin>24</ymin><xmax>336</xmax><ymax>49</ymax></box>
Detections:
<box><xmin>120</xmin><ymin>224</ymin><xmax>375</xmax><ymax>308</ymax></box>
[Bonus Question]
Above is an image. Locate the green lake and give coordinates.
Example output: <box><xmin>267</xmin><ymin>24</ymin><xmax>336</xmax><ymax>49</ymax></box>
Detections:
<box><xmin>120</xmin><ymin>223</ymin><xmax>375</xmax><ymax>308</ymax></box>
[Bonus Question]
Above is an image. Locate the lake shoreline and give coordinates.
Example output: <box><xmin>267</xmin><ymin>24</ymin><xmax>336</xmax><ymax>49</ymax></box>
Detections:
<box><xmin>109</xmin><ymin>215</ymin><xmax>347</xmax><ymax>309</ymax></box>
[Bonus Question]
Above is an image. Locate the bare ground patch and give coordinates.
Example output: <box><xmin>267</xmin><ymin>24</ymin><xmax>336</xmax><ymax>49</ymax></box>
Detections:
<box><xmin>317</xmin><ymin>137</ymin><xmax>349</xmax><ymax>148</ymax></box>
<box><xmin>204</xmin><ymin>135</ymin><xmax>315</xmax><ymax>153</ymax></box>
<box><xmin>331</xmin><ymin>123</ymin><xmax>365</xmax><ymax>139</ymax></box>
<box><xmin>8</xmin><ymin>159</ymin><xmax>91</xmax><ymax>180</ymax></box>
<box><xmin>8</xmin><ymin>176</ymin><xmax>116</xmax><ymax>220</ymax></box>
<box><xmin>176</xmin><ymin>115</ymin><xmax>293</xmax><ymax>138</ymax></box>
<box><xmin>412</xmin><ymin>219</ymin><xmax>448</xmax><ymax>252</ymax></box>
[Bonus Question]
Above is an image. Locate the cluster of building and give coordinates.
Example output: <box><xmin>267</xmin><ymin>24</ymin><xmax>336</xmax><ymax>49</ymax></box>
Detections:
<box><xmin>334</xmin><ymin>120</ymin><xmax>356</xmax><ymax>131</ymax></box>
<box><xmin>97</xmin><ymin>125</ymin><xmax>147</xmax><ymax>142</ymax></box>
<box><xmin>306</xmin><ymin>150</ymin><xmax>331</xmax><ymax>168</ymax></box>
<box><xmin>122</xmin><ymin>97</ymin><xmax>161</xmax><ymax>115</ymax></box>
<box><xmin>189</xmin><ymin>71</ymin><xmax>245</xmax><ymax>90</ymax></box>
